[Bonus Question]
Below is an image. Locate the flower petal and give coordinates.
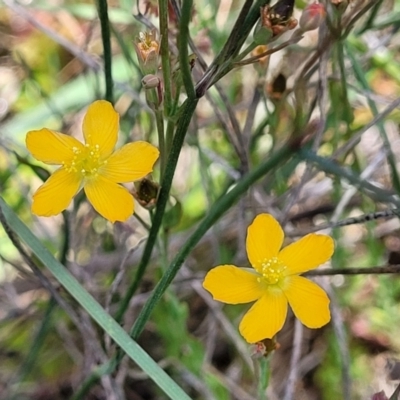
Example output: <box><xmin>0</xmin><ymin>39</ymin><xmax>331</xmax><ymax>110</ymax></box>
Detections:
<box><xmin>31</xmin><ymin>168</ymin><xmax>81</xmax><ymax>216</ymax></box>
<box><xmin>246</xmin><ymin>214</ymin><xmax>284</xmax><ymax>273</ymax></box>
<box><xmin>101</xmin><ymin>142</ymin><xmax>159</xmax><ymax>183</ymax></box>
<box><xmin>26</xmin><ymin>129</ymin><xmax>84</xmax><ymax>165</ymax></box>
<box><xmin>284</xmin><ymin>275</ymin><xmax>330</xmax><ymax>329</ymax></box>
<box><xmin>82</xmin><ymin>100</ymin><xmax>119</xmax><ymax>158</ymax></box>
<box><xmin>279</xmin><ymin>234</ymin><xmax>334</xmax><ymax>275</ymax></box>
<box><xmin>203</xmin><ymin>265</ymin><xmax>264</xmax><ymax>304</ymax></box>
<box><xmin>84</xmin><ymin>176</ymin><xmax>134</xmax><ymax>222</ymax></box>
<box><xmin>239</xmin><ymin>291</ymin><xmax>287</xmax><ymax>343</ymax></box>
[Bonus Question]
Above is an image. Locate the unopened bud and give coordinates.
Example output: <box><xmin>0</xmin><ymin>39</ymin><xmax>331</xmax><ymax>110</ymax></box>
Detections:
<box><xmin>299</xmin><ymin>2</ymin><xmax>326</xmax><ymax>32</ymax></box>
<box><xmin>142</xmin><ymin>74</ymin><xmax>160</xmax><ymax>89</ymax></box>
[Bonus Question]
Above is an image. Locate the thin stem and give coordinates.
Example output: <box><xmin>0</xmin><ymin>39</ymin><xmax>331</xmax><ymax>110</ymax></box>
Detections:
<box><xmin>165</xmin><ymin>118</ymin><xmax>176</xmax><ymax>156</ymax></box>
<box><xmin>306</xmin><ymin>265</ymin><xmax>400</xmax><ymax>276</ymax></box>
<box><xmin>159</xmin><ymin>0</ymin><xmax>172</xmax><ymax>114</ymax></box>
<box><xmin>155</xmin><ymin>109</ymin><xmax>166</xmax><ymax>178</ymax></box>
<box><xmin>129</xmin><ymin>141</ymin><xmax>298</xmax><ymax>340</ymax></box>
<box><xmin>178</xmin><ymin>0</ymin><xmax>195</xmax><ymax>98</ymax></box>
<box><xmin>299</xmin><ymin>149</ymin><xmax>400</xmax><ymax>207</ymax></box>
<box><xmin>114</xmin><ymin>97</ymin><xmax>199</xmax><ymax>323</ymax></box>
<box><xmin>233</xmin><ymin>35</ymin><xmax>302</xmax><ymax>68</ymax></box>
<box><xmin>96</xmin><ymin>0</ymin><xmax>113</xmax><ymax>103</ymax></box>
<box><xmin>195</xmin><ymin>0</ymin><xmax>266</xmax><ymax>97</ymax></box>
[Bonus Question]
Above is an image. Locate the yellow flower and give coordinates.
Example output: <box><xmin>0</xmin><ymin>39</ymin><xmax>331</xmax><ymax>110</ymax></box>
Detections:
<box><xmin>26</xmin><ymin>100</ymin><xmax>159</xmax><ymax>223</ymax></box>
<box><xmin>203</xmin><ymin>213</ymin><xmax>334</xmax><ymax>343</ymax></box>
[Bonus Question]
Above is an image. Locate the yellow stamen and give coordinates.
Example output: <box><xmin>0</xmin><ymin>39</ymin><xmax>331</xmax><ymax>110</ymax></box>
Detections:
<box><xmin>259</xmin><ymin>257</ymin><xmax>287</xmax><ymax>285</ymax></box>
<box><xmin>64</xmin><ymin>143</ymin><xmax>104</xmax><ymax>179</ymax></box>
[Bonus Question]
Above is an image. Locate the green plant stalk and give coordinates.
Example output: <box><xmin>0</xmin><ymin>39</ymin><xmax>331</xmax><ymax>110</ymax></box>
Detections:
<box><xmin>71</xmin><ymin>98</ymin><xmax>199</xmax><ymax>399</ymax></box>
<box><xmin>178</xmin><ymin>0</ymin><xmax>195</xmax><ymax>98</ymax></box>
<box><xmin>159</xmin><ymin>0</ymin><xmax>173</xmax><ymax>115</ymax></box>
<box><xmin>145</xmin><ymin>87</ymin><xmax>166</xmax><ymax>177</ymax></box>
<box><xmin>155</xmin><ymin>109</ymin><xmax>166</xmax><ymax>179</ymax></box>
<box><xmin>356</xmin><ymin>0</ymin><xmax>384</xmax><ymax>34</ymax></box>
<box><xmin>68</xmin><ymin>120</ymin><xmax>297</xmax><ymax>398</ymax></box>
<box><xmin>129</xmin><ymin>142</ymin><xmax>297</xmax><ymax>340</ymax></box>
<box><xmin>345</xmin><ymin>42</ymin><xmax>400</xmax><ymax>194</ymax></box>
<box><xmin>298</xmin><ymin>149</ymin><xmax>400</xmax><ymax>207</ymax></box>
<box><xmin>195</xmin><ymin>0</ymin><xmax>267</xmax><ymax>97</ymax></box>
<box><xmin>114</xmin><ymin>97</ymin><xmax>199</xmax><ymax>323</ymax></box>
<box><xmin>257</xmin><ymin>356</ymin><xmax>271</xmax><ymax>399</ymax></box>
<box><xmin>234</xmin><ymin>41</ymin><xmax>258</xmax><ymax>63</ymax></box>
<box><xmin>0</xmin><ymin>198</ymin><xmax>192</xmax><ymax>400</ymax></box>
<box><xmin>165</xmin><ymin>117</ymin><xmax>176</xmax><ymax>156</ymax></box>
<box><xmin>72</xmin><ymin>0</ymin><xmax>267</xmax><ymax>392</ymax></box>
<box><xmin>96</xmin><ymin>0</ymin><xmax>113</xmax><ymax>103</ymax></box>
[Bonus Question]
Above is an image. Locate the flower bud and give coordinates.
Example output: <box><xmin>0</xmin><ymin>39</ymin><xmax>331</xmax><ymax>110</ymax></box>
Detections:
<box><xmin>142</xmin><ymin>74</ymin><xmax>160</xmax><ymax>89</ymax></box>
<box><xmin>299</xmin><ymin>2</ymin><xmax>326</xmax><ymax>32</ymax></box>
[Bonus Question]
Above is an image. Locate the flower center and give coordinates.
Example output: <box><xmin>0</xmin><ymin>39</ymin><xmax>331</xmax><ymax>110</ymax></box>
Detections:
<box><xmin>259</xmin><ymin>257</ymin><xmax>287</xmax><ymax>285</ymax></box>
<box><xmin>64</xmin><ymin>144</ymin><xmax>105</xmax><ymax>179</ymax></box>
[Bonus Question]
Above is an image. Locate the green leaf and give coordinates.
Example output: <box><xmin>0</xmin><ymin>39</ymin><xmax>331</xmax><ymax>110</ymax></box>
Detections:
<box><xmin>0</xmin><ymin>197</ymin><xmax>192</xmax><ymax>400</ymax></box>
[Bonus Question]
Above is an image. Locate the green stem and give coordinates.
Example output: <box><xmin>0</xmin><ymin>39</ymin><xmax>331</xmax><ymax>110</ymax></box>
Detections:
<box><xmin>165</xmin><ymin>118</ymin><xmax>176</xmax><ymax>156</ymax></box>
<box><xmin>130</xmin><ymin>141</ymin><xmax>297</xmax><ymax>340</ymax></box>
<box><xmin>257</xmin><ymin>356</ymin><xmax>271</xmax><ymax>399</ymax></box>
<box><xmin>195</xmin><ymin>0</ymin><xmax>265</xmax><ymax>97</ymax></box>
<box><xmin>234</xmin><ymin>41</ymin><xmax>258</xmax><ymax>62</ymax></box>
<box><xmin>114</xmin><ymin>97</ymin><xmax>199</xmax><ymax>323</ymax></box>
<box><xmin>178</xmin><ymin>0</ymin><xmax>195</xmax><ymax>98</ymax></box>
<box><xmin>0</xmin><ymin>199</ymin><xmax>191</xmax><ymax>400</ymax></box>
<box><xmin>299</xmin><ymin>149</ymin><xmax>400</xmax><ymax>207</ymax></box>
<box><xmin>96</xmin><ymin>0</ymin><xmax>113</xmax><ymax>103</ymax></box>
<box><xmin>155</xmin><ymin>109</ymin><xmax>166</xmax><ymax>178</ymax></box>
<box><xmin>159</xmin><ymin>0</ymin><xmax>172</xmax><ymax>115</ymax></box>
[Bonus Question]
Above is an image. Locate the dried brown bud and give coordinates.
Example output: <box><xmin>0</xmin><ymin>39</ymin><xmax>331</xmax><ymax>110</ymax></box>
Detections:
<box><xmin>133</xmin><ymin>178</ymin><xmax>159</xmax><ymax>210</ymax></box>
<box><xmin>261</xmin><ymin>0</ymin><xmax>298</xmax><ymax>36</ymax></box>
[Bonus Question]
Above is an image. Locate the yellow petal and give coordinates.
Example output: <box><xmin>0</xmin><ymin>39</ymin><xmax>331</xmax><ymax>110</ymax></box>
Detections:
<box><xmin>239</xmin><ymin>291</ymin><xmax>287</xmax><ymax>343</ymax></box>
<box><xmin>101</xmin><ymin>142</ymin><xmax>159</xmax><ymax>183</ymax></box>
<box><xmin>84</xmin><ymin>176</ymin><xmax>134</xmax><ymax>222</ymax></box>
<box><xmin>284</xmin><ymin>275</ymin><xmax>330</xmax><ymax>328</ymax></box>
<box><xmin>26</xmin><ymin>129</ymin><xmax>84</xmax><ymax>165</ymax></box>
<box><xmin>203</xmin><ymin>265</ymin><xmax>264</xmax><ymax>304</ymax></box>
<box><xmin>31</xmin><ymin>168</ymin><xmax>81</xmax><ymax>216</ymax></box>
<box><xmin>82</xmin><ymin>100</ymin><xmax>119</xmax><ymax>158</ymax></box>
<box><xmin>246</xmin><ymin>214</ymin><xmax>284</xmax><ymax>273</ymax></box>
<box><xmin>279</xmin><ymin>234</ymin><xmax>334</xmax><ymax>275</ymax></box>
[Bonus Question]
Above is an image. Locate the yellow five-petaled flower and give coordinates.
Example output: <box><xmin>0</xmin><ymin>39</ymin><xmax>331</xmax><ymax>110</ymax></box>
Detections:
<box><xmin>203</xmin><ymin>213</ymin><xmax>334</xmax><ymax>343</ymax></box>
<box><xmin>26</xmin><ymin>100</ymin><xmax>159</xmax><ymax>223</ymax></box>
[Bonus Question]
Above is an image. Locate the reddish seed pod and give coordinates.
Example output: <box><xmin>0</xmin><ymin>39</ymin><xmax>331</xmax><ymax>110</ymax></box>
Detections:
<box><xmin>299</xmin><ymin>2</ymin><xmax>326</xmax><ymax>32</ymax></box>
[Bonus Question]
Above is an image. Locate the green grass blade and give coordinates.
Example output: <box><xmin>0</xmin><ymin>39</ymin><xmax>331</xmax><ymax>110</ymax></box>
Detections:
<box><xmin>0</xmin><ymin>197</ymin><xmax>192</xmax><ymax>400</ymax></box>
